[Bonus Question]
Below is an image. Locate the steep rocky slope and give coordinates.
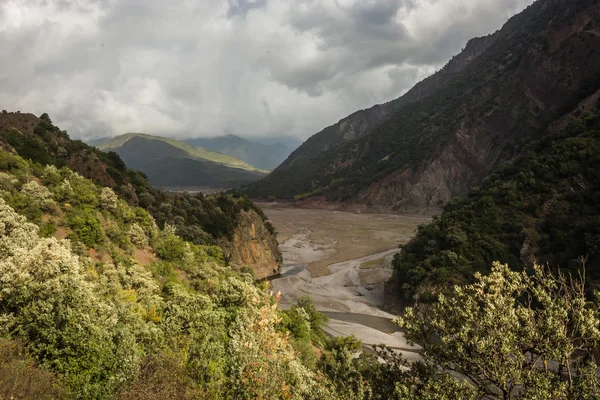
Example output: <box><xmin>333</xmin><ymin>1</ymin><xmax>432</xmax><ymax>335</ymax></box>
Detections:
<box><xmin>0</xmin><ymin>113</ymin><xmax>282</xmax><ymax>278</ymax></box>
<box><xmin>277</xmin><ymin>33</ymin><xmax>498</xmax><ymax>171</ymax></box>
<box><xmin>219</xmin><ymin>210</ymin><xmax>283</xmax><ymax>280</ymax></box>
<box><xmin>245</xmin><ymin>0</ymin><xmax>600</xmax><ymax>214</ymax></box>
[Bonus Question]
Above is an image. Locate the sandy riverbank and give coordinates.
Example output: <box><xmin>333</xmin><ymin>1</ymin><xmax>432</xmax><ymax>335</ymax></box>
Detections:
<box><xmin>261</xmin><ymin>205</ymin><xmax>429</xmax><ymax>277</ymax></box>
<box><xmin>262</xmin><ymin>206</ymin><xmax>427</xmax><ymax>358</ymax></box>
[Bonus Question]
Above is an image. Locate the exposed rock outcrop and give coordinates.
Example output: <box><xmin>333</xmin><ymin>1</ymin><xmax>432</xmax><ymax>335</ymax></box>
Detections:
<box><xmin>219</xmin><ymin>210</ymin><xmax>282</xmax><ymax>280</ymax></box>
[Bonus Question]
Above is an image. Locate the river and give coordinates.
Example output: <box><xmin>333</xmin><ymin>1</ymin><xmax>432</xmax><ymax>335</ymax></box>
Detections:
<box><xmin>263</xmin><ymin>206</ymin><xmax>427</xmax><ymax>360</ymax></box>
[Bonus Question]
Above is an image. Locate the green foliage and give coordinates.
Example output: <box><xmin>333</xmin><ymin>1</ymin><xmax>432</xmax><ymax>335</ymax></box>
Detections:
<box><xmin>67</xmin><ymin>208</ymin><xmax>105</xmax><ymax>247</ymax></box>
<box><xmin>2</xmin><ymin>191</ymin><xmax>43</xmax><ymax>222</ymax></box>
<box><xmin>0</xmin><ymin>161</ymin><xmax>334</xmax><ymax>400</ymax></box>
<box><xmin>397</xmin><ymin>263</ymin><xmax>600</xmax><ymax>399</ymax></box>
<box><xmin>39</xmin><ymin>220</ymin><xmax>56</xmax><ymax>237</ymax></box>
<box><xmin>152</xmin><ymin>224</ymin><xmax>188</xmax><ymax>261</ymax></box>
<box><xmin>279</xmin><ymin>297</ymin><xmax>329</xmax><ymax>370</ymax></box>
<box><xmin>390</xmin><ymin>110</ymin><xmax>600</xmax><ymax>302</ymax></box>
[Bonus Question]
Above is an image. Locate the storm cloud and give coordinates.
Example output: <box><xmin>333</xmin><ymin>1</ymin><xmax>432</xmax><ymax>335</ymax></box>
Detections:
<box><xmin>0</xmin><ymin>0</ymin><xmax>534</xmax><ymax>140</ymax></box>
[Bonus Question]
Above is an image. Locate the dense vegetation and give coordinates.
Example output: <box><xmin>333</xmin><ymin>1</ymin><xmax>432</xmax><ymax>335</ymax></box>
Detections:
<box><xmin>3</xmin><ymin>144</ymin><xmax>598</xmax><ymax>399</ymax></box>
<box><xmin>243</xmin><ymin>0</ymin><xmax>600</xmax><ymax>208</ymax></box>
<box><xmin>0</xmin><ymin>114</ymin><xmax>270</xmax><ymax>245</ymax></box>
<box><xmin>389</xmin><ymin>108</ymin><xmax>600</xmax><ymax>302</ymax></box>
<box><xmin>0</xmin><ymin>151</ymin><xmax>331</xmax><ymax>399</ymax></box>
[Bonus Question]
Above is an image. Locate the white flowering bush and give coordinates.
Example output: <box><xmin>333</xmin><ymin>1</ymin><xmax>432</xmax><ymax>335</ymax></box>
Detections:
<box><xmin>42</xmin><ymin>164</ymin><xmax>62</xmax><ymax>186</ymax></box>
<box><xmin>55</xmin><ymin>178</ymin><xmax>74</xmax><ymax>202</ymax></box>
<box><xmin>225</xmin><ymin>279</ymin><xmax>332</xmax><ymax>400</ymax></box>
<box><xmin>20</xmin><ymin>180</ymin><xmax>55</xmax><ymax>210</ymax></box>
<box><xmin>0</xmin><ymin>172</ymin><xmax>17</xmax><ymax>191</ymax></box>
<box><xmin>397</xmin><ymin>262</ymin><xmax>600</xmax><ymax>399</ymax></box>
<box><xmin>128</xmin><ymin>223</ymin><xmax>148</xmax><ymax>247</ymax></box>
<box><xmin>0</xmin><ymin>199</ymin><xmax>145</xmax><ymax>398</ymax></box>
<box><xmin>100</xmin><ymin>187</ymin><xmax>119</xmax><ymax>213</ymax></box>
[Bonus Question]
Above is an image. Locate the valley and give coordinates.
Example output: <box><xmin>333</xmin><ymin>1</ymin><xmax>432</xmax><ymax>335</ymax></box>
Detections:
<box><xmin>1</xmin><ymin>0</ymin><xmax>599</xmax><ymax>397</ymax></box>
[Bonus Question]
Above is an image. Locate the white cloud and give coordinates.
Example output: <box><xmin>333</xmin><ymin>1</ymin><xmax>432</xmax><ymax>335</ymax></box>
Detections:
<box><xmin>0</xmin><ymin>0</ymin><xmax>534</xmax><ymax>140</ymax></box>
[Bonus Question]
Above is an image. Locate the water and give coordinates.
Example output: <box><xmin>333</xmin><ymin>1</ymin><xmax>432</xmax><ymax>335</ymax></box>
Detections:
<box><xmin>322</xmin><ymin>311</ymin><xmax>400</xmax><ymax>334</ymax></box>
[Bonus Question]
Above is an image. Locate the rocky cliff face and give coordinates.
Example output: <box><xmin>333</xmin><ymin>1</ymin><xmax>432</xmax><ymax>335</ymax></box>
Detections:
<box><xmin>220</xmin><ymin>210</ymin><xmax>283</xmax><ymax>280</ymax></box>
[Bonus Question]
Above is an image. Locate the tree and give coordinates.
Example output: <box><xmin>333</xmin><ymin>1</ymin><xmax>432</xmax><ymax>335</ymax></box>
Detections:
<box><xmin>39</xmin><ymin>113</ymin><xmax>52</xmax><ymax>124</ymax></box>
<box><xmin>397</xmin><ymin>262</ymin><xmax>600</xmax><ymax>399</ymax></box>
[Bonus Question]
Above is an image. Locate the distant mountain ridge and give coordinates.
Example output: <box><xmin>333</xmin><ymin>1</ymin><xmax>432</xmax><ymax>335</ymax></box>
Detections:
<box><xmin>184</xmin><ymin>134</ymin><xmax>300</xmax><ymax>170</ymax></box>
<box><xmin>100</xmin><ymin>133</ymin><xmax>267</xmax><ymax>188</ymax></box>
<box><xmin>244</xmin><ymin>0</ymin><xmax>600</xmax><ymax>214</ymax></box>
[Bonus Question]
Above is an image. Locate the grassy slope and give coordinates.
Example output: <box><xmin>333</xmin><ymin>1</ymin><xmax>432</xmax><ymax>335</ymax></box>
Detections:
<box><xmin>100</xmin><ymin>133</ymin><xmax>267</xmax><ymax>173</ymax></box>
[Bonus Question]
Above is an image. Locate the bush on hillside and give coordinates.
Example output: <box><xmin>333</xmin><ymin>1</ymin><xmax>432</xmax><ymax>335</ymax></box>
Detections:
<box><xmin>21</xmin><ymin>180</ymin><xmax>55</xmax><ymax>211</ymax></box>
<box><xmin>100</xmin><ymin>187</ymin><xmax>119</xmax><ymax>213</ymax></box>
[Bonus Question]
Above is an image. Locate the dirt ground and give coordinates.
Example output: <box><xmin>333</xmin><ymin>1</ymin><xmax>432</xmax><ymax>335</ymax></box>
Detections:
<box><xmin>260</xmin><ymin>204</ymin><xmax>430</xmax><ymax>277</ymax></box>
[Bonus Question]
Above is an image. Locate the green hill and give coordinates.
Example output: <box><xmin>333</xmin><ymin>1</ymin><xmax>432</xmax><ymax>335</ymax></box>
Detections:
<box><xmin>99</xmin><ymin>133</ymin><xmax>268</xmax><ymax>188</ymax></box>
<box><xmin>100</xmin><ymin>133</ymin><xmax>264</xmax><ymax>172</ymax></box>
<box><xmin>184</xmin><ymin>134</ymin><xmax>300</xmax><ymax>171</ymax></box>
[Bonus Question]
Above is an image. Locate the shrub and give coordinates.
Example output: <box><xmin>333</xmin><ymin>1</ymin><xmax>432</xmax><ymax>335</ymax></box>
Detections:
<box><xmin>21</xmin><ymin>180</ymin><xmax>55</xmax><ymax>211</ymax></box>
<box><xmin>0</xmin><ymin>199</ymin><xmax>141</xmax><ymax>398</ymax></box>
<box><xmin>397</xmin><ymin>263</ymin><xmax>600</xmax><ymax>399</ymax></box>
<box><xmin>129</xmin><ymin>223</ymin><xmax>148</xmax><ymax>248</ymax></box>
<box><xmin>67</xmin><ymin>208</ymin><xmax>104</xmax><ymax>247</ymax></box>
<box><xmin>153</xmin><ymin>224</ymin><xmax>187</xmax><ymax>261</ymax></box>
<box><xmin>55</xmin><ymin>179</ymin><xmax>74</xmax><ymax>203</ymax></box>
<box><xmin>100</xmin><ymin>187</ymin><xmax>119</xmax><ymax>213</ymax></box>
<box><xmin>0</xmin><ymin>172</ymin><xmax>18</xmax><ymax>191</ymax></box>
<box><xmin>106</xmin><ymin>219</ymin><xmax>129</xmax><ymax>248</ymax></box>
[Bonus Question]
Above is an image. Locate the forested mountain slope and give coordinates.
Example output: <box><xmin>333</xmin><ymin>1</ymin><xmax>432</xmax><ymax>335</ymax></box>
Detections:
<box><xmin>0</xmin><ymin>112</ymin><xmax>281</xmax><ymax>279</ymax></box>
<box><xmin>5</xmin><ymin>124</ymin><xmax>597</xmax><ymax>400</ymax></box>
<box><xmin>245</xmin><ymin>0</ymin><xmax>600</xmax><ymax>214</ymax></box>
<box><xmin>387</xmin><ymin>104</ymin><xmax>600</xmax><ymax>304</ymax></box>
<box><xmin>100</xmin><ymin>133</ymin><xmax>267</xmax><ymax>187</ymax></box>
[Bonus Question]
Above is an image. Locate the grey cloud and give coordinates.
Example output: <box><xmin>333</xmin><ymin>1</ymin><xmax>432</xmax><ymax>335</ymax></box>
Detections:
<box><xmin>0</xmin><ymin>0</ymin><xmax>534</xmax><ymax>141</ymax></box>
<box><xmin>228</xmin><ymin>0</ymin><xmax>268</xmax><ymax>18</ymax></box>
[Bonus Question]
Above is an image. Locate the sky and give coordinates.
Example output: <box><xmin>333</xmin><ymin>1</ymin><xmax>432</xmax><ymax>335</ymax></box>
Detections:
<box><xmin>0</xmin><ymin>0</ymin><xmax>535</xmax><ymax>141</ymax></box>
